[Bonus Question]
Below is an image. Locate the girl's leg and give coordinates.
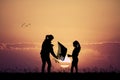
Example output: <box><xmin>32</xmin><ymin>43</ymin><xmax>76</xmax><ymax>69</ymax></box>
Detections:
<box><xmin>75</xmin><ymin>59</ymin><xmax>78</xmax><ymax>73</ymax></box>
<box><xmin>71</xmin><ymin>61</ymin><xmax>74</xmax><ymax>73</ymax></box>
<box><xmin>75</xmin><ymin>64</ymin><xmax>78</xmax><ymax>73</ymax></box>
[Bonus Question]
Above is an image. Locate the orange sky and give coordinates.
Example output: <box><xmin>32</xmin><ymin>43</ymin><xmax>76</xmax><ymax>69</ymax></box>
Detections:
<box><xmin>0</xmin><ymin>0</ymin><xmax>120</xmax><ymax>44</ymax></box>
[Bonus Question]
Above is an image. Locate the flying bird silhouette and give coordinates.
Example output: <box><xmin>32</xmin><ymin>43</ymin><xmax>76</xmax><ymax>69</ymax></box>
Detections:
<box><xmin>21</xmin><ymin>23</ymin><xmax>31</xmax><ymax>28</ymax></box>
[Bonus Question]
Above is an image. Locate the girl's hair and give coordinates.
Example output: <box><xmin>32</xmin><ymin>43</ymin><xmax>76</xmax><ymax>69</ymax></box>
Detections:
<box><xmin>73</xmin><ymin>40</ymin><xmax>80</xmax><ymax>47</ymax></box>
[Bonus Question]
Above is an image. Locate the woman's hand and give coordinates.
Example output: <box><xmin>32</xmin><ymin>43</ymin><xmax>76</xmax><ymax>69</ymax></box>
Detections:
<box><xmin>67</xmin><ymin>54</ymin><xmax>72</xmax><ymax>57</ymax></box>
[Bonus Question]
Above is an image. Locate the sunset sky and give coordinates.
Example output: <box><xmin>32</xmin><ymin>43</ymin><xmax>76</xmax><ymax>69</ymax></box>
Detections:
<box><xmin>0</xmin><ymin>0</ymin><xmax>120</xmax><ymax>72</ymax></box>
<box><xmin>0</xmin><ymin>0</ymin><xmax>120</xmax><ymax>43</ymax></box>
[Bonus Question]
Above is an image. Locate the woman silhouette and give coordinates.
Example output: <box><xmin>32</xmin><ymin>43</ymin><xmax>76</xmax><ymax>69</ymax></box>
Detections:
<box><xmin>40</xmin><ymin>35</ymin><xmax>58</xmax><ymax>73</ymax></box>
<box><xmin>68</xmin><ymin>40</ymin><xmax>81</xmax><ymax>73</ymax></box>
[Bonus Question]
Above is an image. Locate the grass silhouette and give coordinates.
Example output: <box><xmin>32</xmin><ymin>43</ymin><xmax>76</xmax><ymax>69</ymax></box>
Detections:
<box><xmin>0</xmin><ymin>64</ymin><xmax>119</xmax><ymax>73</ymax></box>
<box><xmin>0</xmin><ymin>65</ymin><xmax>120</xmax><ymax>80</ymax></box>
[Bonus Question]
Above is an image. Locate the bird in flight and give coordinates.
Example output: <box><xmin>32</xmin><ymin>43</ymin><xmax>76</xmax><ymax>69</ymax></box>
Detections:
<box><xmin>21</xmin><ymin>23</ymin><xmax>31</xmax><ymax>28</ymax></box>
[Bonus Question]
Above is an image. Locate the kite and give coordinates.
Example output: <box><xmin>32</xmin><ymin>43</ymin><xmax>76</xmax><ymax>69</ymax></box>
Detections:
<box><xmin>57</xmin><ymin>42</ymin><xmax>67</xmax><ymax>61</ymax></box>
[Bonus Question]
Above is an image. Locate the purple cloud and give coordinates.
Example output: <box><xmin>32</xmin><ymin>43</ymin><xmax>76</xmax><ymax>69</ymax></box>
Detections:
<box><xmin>0</xmin><ymin>43</ymin><xmax>40</xmax><ymax>50</ymax></box>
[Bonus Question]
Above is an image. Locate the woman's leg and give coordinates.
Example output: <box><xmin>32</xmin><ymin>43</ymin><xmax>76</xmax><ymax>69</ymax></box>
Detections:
<box><xmin>47</xmin><ymin>58</ymin><xmax>51</xmax><ymax>73</ymax></box>
<box><xmin>41</xmin><ymin>57</ymin><xmax>46</xmax><ymax>73</ymax></box>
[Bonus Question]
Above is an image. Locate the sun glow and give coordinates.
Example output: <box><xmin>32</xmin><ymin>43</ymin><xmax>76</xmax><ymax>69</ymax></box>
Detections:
<box><xmin>60</xmin><ymin>65</ymin><xmax>69</xmax><ymax>68</ymax></box>
<box><xmin>57</xmin><ymin>56</ymin><xmax>71</xmax><ymax>68</ymax></box>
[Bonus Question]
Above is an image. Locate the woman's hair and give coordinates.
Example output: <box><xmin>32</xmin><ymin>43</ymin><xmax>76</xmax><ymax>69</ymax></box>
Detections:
<box><xmin>46</xmin><ymin>34</ymin><xmax>54</xmax><ymax>40</ymax></box>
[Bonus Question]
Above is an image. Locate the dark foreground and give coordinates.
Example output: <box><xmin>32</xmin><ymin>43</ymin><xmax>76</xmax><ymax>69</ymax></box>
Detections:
<box><xmin>0</xmin><ymin>72</ymin><xmax>120</xmax><ymax>80</ymax></box>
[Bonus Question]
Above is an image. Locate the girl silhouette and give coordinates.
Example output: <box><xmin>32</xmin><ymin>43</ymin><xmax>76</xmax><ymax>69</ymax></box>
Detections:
<box><xmin>68</xmin><ymin>40</ymin><xmax>81</xmax><ymax>73</ymax></box>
